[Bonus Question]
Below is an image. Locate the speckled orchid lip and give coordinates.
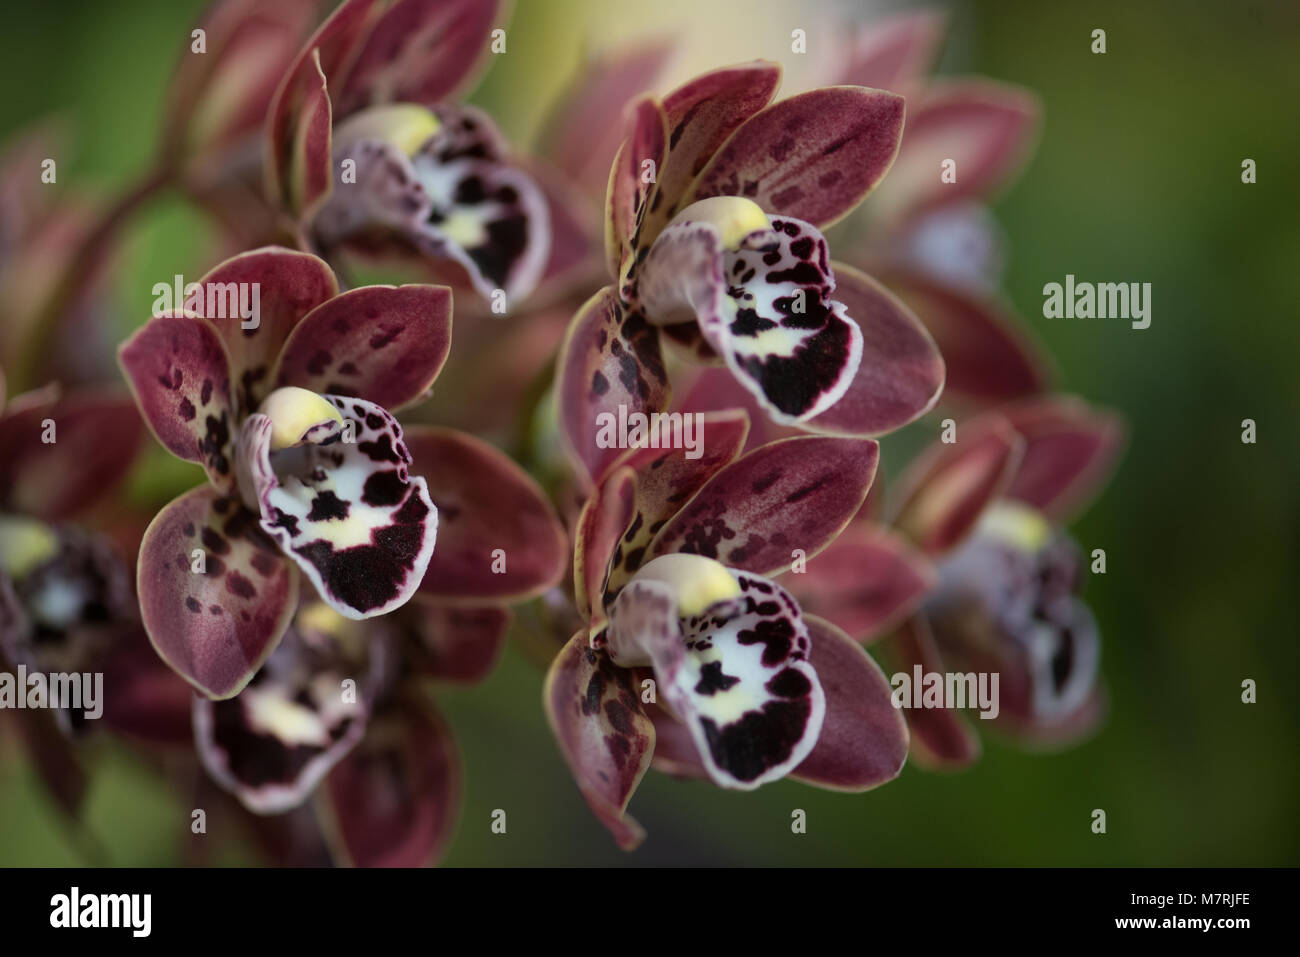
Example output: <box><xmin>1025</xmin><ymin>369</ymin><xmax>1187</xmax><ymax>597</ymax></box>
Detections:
<box><xmin>603</xmin><ymin>556</ymin><xmax>826</xmax><ymax>790</ymax></box>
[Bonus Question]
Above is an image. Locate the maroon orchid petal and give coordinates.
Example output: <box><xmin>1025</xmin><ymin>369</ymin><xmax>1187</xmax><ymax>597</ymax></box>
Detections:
<box><xmin>138</xmin><ymin>485</ymin><xmax>299</xmax><ymax>699</ymax></box>
<box><xmin>0</xmin><ymin>388</ymin><xmax>144</xmax><ymax>520</ymax></box>
<box><xmin>1001</xmin><ymin>396</ymin><xmax>1125</xmax><ymax>522</ymax></box>
<box><xmin>639</xmin><ymin>214</ymin><xmax>864</xmax><ymax>424</ymax></box>
<box><xmin>887</xmin><ymin>614</ymin><xmax>980</xmax><ymax>768</ymax></box>
<box><xmin>240</xmin><ymin>395</ymin><xmax>437</xmax><ymax>619</ymax></box>
<box><xmin>266</xmin><ymin>0</ymin><xmax>380</xmax><ymax>211</ymax></box>
<box><xmin>99</xmin><ymin>627</ymin><xmax>195</xmax><ymax>748</ymax></box>
<box><xmin>641</xmin><ymin>61</ymin><xmax>783</xmax><ymax>239</ymax></box>
<box><xmin>573</xmin><ymin>467</ymin><xmax>636</xmax><ymax>622</ymax></box>
<box><xmin>118</xmin><ymin>314</ymin><xmax>237</xmax><ymax>490</ymax></box>
<box><xmin>544</xmin><ymin>631</ymin><xmax>654</xmax><ymax>850</ymax></box>
<box><xmin>192</xmin><ymin>248</ymin><xmax>339</xmax><ymax>415</ymax></box>
<box><xmin>539</xmin><ymin>37</ymin><xmax>676</xmax><ymax>190</ymax></box>
<box><xmin>890</xmin><ymin>413</ymin><xmax>1024</xmax><ymax>556</ymax></box>
<box><xmin>791</xmin><ymin>615</ymin><xmax>908</xmax><ymax>790</ymax></box>
<box><xmin>690</xmin><ymin>87</ymin><xmax>905</xmax><ymax>228</ymax></box>
<box><xmin>556</xmin><ymin>285</ymin><xmax>669</xmax><ymax>485</ymax></box>
<box><xmin>879</xmin><ymin>269</ymin><xmax>1051</xmax><ymax>409</ymax></box>
<box><xmin>335</xmin><ymin>0</ymin><xmax>502</xmax><ymax>115</ymax></box>
<box><xmin>162</xmin><ymin>0</ymin><xmax>318</xmax><ymax>168</ymax></box>
<box><xmin>528</xmin><ymin>159</ymin><xmax>600</xmax><ymax>290</ymax></box>
<box><xmin>603</xmin><ymin>409</ymin><xmax>750</xmax><ymax>594</ymax></box>
<box><xmin>648</xmin><ymin>435</ymin><xmax>879</xmax><ymax>576</ymax></box>
<box><xmin>403</xmin><ymin>600</ymin><xmax>509</xmax><ymax>684</ymax></box>
<box><xmin>404</xmin><ymin>426</ymin><xmax>567</xmax><ymax>604</ymax></box>
<box><xmin>801</xmin><ymin>263</ymin><xmax>945</xmax><ymax>437</ymax></box>
<box><xmin>794</xmin><ymin>526</ymin><xmax>936</xmax><ymax>642</ymax></box>
<box><xmin>193</xmin><ymin>612</ymin><xmax>382</xmax><ymax>813</ymax></box>
<box><xmin>606</xmin><ymin>96</ymin><xmax>667</xmax><ymax>279</ymax></box>
<box><xmin>676</xmin><ymin>366</ymin><xmax>792</xmax><ymax>452</ymax></box>
<box><xmin>873</xmin><ymin>80</ymin><xmax>1039</xmax><ymax>224</ymax></box>
<box><xmin>321</xmin><ymin>695</ymin><xmax>461</xmax><ymax>867</ymax></box>
<box><xmin>273</xmin><ymin>284</ymin><xmax>451</xmax><ymax>411</ymax></box>
<box><xmin>9</xmin><ymin>698</ymin><xmax>87</xmax><ymax>817</ymax></box>
<box><xmin>605</xmin><ymin>566</ymin><xmax>825</xmax><ymax>790</ymax></box>
<box><xmin>836</xmin><ymin>9</ymin><xmax>945</xmax><ymax>93</ymax></box>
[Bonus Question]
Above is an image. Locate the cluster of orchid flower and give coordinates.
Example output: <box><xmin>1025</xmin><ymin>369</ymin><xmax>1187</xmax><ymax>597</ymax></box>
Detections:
<box><xmin>0</xmin><ymin>1</ymin><xmax>1121</xmax><ymax>863</ymax></box>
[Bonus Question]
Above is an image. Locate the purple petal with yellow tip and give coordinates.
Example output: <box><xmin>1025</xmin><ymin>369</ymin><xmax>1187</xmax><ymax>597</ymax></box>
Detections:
<box><xmin>404</xmin><ymin>426</ymin><xmax>567</xmax><ymax>604</ymax></box>
<box><xmin>273</xmin><ymin>284</ymin><xmax>451</xmax><ymax>411</ymax></box>
<box><xmin>137</xmin><ymin>485</ymin><xmax>299</xmax><ymax>699</ymax></box>
<box><xmin>0</xmin><ymin>388</ymin><xmax>144</xmax><ymax>521</ymax></box>
<box><xmin>118</xmin><ymin>314</ymin><xmax>237</xmax><ymax>490</ymax></box>
<box><xmin>605</xmin><ymin>567</ymin><xmax>824</xmax><ymax>790</ymax></box>
<box><xmin>890</xmin><ymin>413</ymin><xmax>1024</xmax><ymax>556</ymax></box>
<box><xmin>873</xmin><ymin>80</ymin><xmax>1039</xmax><ymax>224</ymax></box>
<box><xmin>572</xmin><ymin>467</ymin><xmax>636</xmax><ymax>622</ymax></box>
<box><xmin>193</xmin><ymin>614</ymin><xmax>383</xmax><ymax>814</ymax></box>
<box><xmin>641</xmin><ymin>61</ymin><xmax>782</xmax><ymax>239</ymax></box>
<box><xmin>321</xmin><ymin>695</ymin><xmax>461</xmax><ymax>867</ymax></box>
<box><xmin>240</xmin><ymin>393</ymin><xmax>437</xmax><ymax>620</ymax></box>
<box><xmin>606</xmin><ymin>96</ymin><xmax>667</xmax><ymax>279</ymax></box>
<box><xmin>878</xmin><ymin>269</ymin><xmax>1050</xmax><ymax>409</ymax></box>
<box><xmin>334</xmin><ymin>0</ymin><xmax>502</xmax><ymax>115</ymax></box>
<box><xmin>801</xmin><ymin>264</ymin><xmax>945</xmax><ymax>437</ymax></box>
<box><xmin>794</xmin><ymin>526</ymin><xmax>936</xmax><ymax>642</ymax></box>
<box><xmin>602</xmin><ymin>409</ymin><xmax>750</xmax><ymax>595</ymax></box>
<box><xmin>543</xmin><ymin>630</ymin><xmax>654</xmax><ymax>850</ymax></box>
<box><xmin>191</xmin><ymin>248</ymin><xmax>339</xmax><ymax>415</ymax></box>
<box><xmin>791</xmin><ymin>615</ymin><xmax>908</xmax><ymax>790</ymax></box>
<box><xmin>1002</xmin><ymin>397</ymin><xmax>1125</xmax><ymax>522</ymax></box>
<box><xmin>648</xmin><ymin>435</ymin><xmax>879</xmax><ymax>577</ymax></box>
<box><xmin>689</xmin><ymin>87</ymin><xmax>905</xmax><ymax>228</ymax></box>
<box><xmin>266</xmin><ymin>0</ymin><xmax>379</xmax><ymax>210</ymax></box>
<box><xmin>556</xmin><ymin>285</ymin><xmax>669</xmax><ymax>485</ymax></box>
<box><xmin>403</xmin><ymin>601</ymin><xmax>509</xmax><ymax>684</ymax></box>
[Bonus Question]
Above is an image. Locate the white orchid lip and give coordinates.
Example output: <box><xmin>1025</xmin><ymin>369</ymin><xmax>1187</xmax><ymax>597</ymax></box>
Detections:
<box><xmin>629</xmin><ymin>553</ymin><xmax>742</xmax><ymax>618</ymax></box>
<box><xmin>333</xmin><ymin>103</ymin><xmax>442</xmax><ymax>157</ymax></box>
<box><xmin>666</xmin><ymin>197</ymin><xmax>771</xmax><ymax>249</ymax></box>
<box><xmin>257</xmin><ymin>386</ymin><xmax>344</xmax><ymax>451</ymax></box>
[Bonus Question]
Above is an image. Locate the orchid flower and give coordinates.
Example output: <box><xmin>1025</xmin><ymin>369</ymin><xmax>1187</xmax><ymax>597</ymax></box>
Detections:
<box><xmin>546</xmin><ymin>408</ymin><xmax>907</xmax><ymax>849</ymax></box>
<box><xmin>0</xmin><ymin>378</ymin><xmax>193</xmax><ymax>817</ymax></box>
<box><xmin>265</xmin><ymin>0</ymin><xmax>550</xmax><ymax>303</ymax></box>
<box><xmin>556</xmin><ymin>60</ymin><xmax>946</xmax><ymax>485</ymax></box>
<box><xmin>191</xmin><ymin>422</ymin><xmax>567</xmax><ymax>865</ymax></box>
<box><xmin>118</xmin><ymin>247</ymin><xmax>454</xmax><ymax>698</ymax></box>
<box><xmin>793</xmin><ymin>396</ymin><xmax>1124</xmax><ymax>766</ymax></box>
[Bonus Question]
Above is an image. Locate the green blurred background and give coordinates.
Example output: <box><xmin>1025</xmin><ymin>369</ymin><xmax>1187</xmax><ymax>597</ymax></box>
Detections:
<box><xmin>1</xmin><ymin>0</ymin><xmax>1296</xmax><ymax>865</ymax></box>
